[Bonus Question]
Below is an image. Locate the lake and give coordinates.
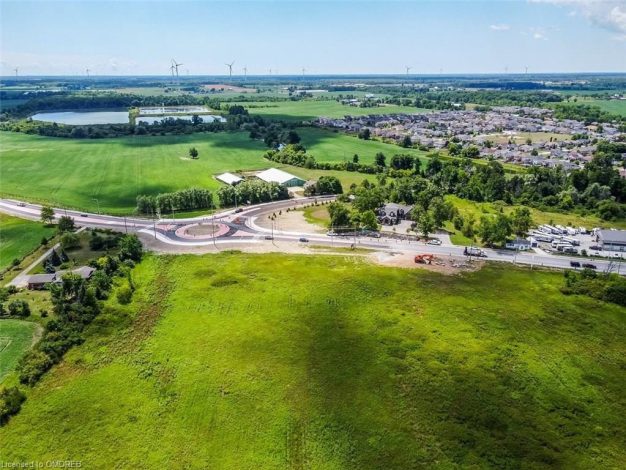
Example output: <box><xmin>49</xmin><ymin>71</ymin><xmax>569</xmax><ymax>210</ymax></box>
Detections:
<box><xmin>135</xmin><ymin>114</ymin><xmax>226</xmax><ymax>125</ymax></box>
<box><xmin>31</xmin><ymin>111</ymin><xmax>130</xmax><ymax>125</ymax></box>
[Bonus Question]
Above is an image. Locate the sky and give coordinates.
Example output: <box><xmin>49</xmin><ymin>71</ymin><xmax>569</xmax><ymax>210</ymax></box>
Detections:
<box><xmin>1</xmin><ymin>0</ymin><xmax>625</xmax><ymax>76</ymax></box>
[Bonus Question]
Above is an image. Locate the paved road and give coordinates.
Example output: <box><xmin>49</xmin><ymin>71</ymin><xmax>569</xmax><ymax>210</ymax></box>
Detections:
<box><xmin>2</xmin><ymin>197</ymin><xmax>624</xmax><ymax>275</ymax></box>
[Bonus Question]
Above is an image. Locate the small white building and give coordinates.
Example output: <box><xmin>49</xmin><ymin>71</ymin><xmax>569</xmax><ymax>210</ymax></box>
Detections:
<box><xmin>506</xmin><ymin>238</ymin><xmax>532</xmax><ymax>251</ymax></box>
<box><xmin>256</xmin><ymin>168</ymin><xmax>306</xmax><ymax>187</ymax></box>
<box><xmin>216</xmin><ymin>172</ymin><xmax>243</xmax><ymax>186</ymax></box>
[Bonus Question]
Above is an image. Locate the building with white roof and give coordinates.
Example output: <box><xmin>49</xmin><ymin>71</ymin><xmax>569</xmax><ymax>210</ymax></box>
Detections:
<box><xmin>215</xmin><ymin>172</ymin><xmax>243</xmax><ymax>186</ymax></box>
<box><xmin>256</xmin><ymin>168</ymin><xmax>306</xmax><ymax>187</ymax></box>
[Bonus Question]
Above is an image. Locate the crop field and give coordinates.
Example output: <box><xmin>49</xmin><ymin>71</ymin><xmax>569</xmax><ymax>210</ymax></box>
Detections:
<box><xmin>1</xmin><ymin>253</ymin><xmax>624</xmax><ymax>468</ymax></box>
<box><xmin>0</xmin><ymin>214</ymin><xmax>54</xmax><ymax>271</ymax></box>
<box><xmin>0</xmin><ymin>319</ymin><xmax>40</xmax><ymax>381</ymax></box>
<box><xmin>0</xmin><ymin>131</ymin><xmax>387</xmax><ymax>213</ymax></box>
<box><xmin>298</xmin><ymin>127</ymin><xmax>428</xmax><ymax>165</ymax></box>
<box><xmin>230</xmin><ymin>99</ymin><xmax>427</xmax><ymax>121</ymax></box>
<box><xmin>586</xmin><ymin>99</ymin><xmax>626</xmax><ymax>117</ymax></box>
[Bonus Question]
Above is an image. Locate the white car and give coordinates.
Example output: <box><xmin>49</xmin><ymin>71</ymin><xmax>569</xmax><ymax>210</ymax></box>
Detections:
<box><xmin>427</xmin><ymin>238</ymin><xmax>442</xmax><ymax>245</ymax></box>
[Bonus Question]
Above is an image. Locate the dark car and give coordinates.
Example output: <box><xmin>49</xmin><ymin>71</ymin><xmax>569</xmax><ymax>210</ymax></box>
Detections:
<box><xmin>570</xmin><ymin>261</ymin><xmax>581</xmax><ymax>268</ymax></box>
<box><xmin>589</xmin><ymin>245</ymin><xmax>602</xmax><ymax>251</ymax></box>
<box><xmin>299</xmin><ymin>237</ymin><xmax>309</xmax><ymax>243</ymax></box>
<box><xmin>234</xmin><ymin>208</ymin><xmax>243</xmax><ymax>213</ymax></box>
<box><xmin>80</xmin><ymin>214</ymin><xmax>89</xmax><ymax>217</ymax></box>
<box><xmin>264</xmin><ymin>235</ymin><xmax>273</xmax><ymax>240</ymax></box>
<box><xmin>582</xmin><ymin>263</ymin><xmax>597</xmax><ymax>270</ymax></box>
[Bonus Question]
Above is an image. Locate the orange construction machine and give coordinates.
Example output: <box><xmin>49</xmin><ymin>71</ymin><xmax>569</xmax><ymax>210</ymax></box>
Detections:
<box><xmin>414</xmin><ymin>254</ymin><xmax>435</xmax><ymax>264</ymax></box>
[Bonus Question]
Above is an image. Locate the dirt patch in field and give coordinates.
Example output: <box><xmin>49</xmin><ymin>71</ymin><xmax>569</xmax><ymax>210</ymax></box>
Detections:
<box><xmin>202</xmin><ymin>84</ymin><xmax>256</xmax><ymax>93</ymax></box>
<box><xmin>369</xmin><ymin>251</ymin><xmax>484</xmax><ymax>275</ymax></box>
<box><xmin>256</xmin><ymin>209</ymin><xmax>326</xmax><ymax>234</ymax></box>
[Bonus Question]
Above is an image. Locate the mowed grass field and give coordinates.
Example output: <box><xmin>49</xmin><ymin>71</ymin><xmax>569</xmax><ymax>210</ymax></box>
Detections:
<box><xmin>0</xmin><ymin>131</ymin><xmax>388</xmax><ymax>214</ymax></box>
<box><xmin>0</xmin><ymin>214</ymin><xmax>54</xmax><ymax>271</ymax></box>
<box><xmin>298</xmin><ymin>127</ymin><xmax>428</xmax><ymax>165</ymax></box>
<box><xmin>1</xmin><ymin>254</ymin><xmax>624</xmax><ymax>468</ymax></box>
<box><xmin>232</xmin><ymin>100</ymin><xmax>427</xmax><ymax>121</ymax></box>
<box><xmin>0</xmin><ymin>319</ymin><xmax>40</xmax><ymax>381</ymax></box>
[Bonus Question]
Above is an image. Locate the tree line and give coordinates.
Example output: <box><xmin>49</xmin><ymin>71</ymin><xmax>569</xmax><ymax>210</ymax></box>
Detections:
<box><xmin>136</xmin><ymin>188</ymin><xmax>215</xmax><ymax>215</ymax></box>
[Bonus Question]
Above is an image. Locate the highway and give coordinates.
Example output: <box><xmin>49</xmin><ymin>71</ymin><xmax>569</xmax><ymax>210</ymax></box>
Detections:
<box><xmin>1</xmin><ymin>197</ymin><xmax>624</xmax><ymax>274</ymax></box>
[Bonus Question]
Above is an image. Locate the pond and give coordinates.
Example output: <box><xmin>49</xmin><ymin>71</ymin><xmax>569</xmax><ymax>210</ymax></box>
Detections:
<box><xmin>135</xmin><ymin>114</ymin><xmax>226</xmax><ymax>125</ymax></box>
<box><xmin>31</xmin><ymin>111</ymin><xmax>130</xmax><ymax>125</ymax></box>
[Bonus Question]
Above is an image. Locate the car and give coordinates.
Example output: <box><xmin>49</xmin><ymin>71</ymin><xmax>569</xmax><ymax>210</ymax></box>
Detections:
<box><xmin>326</xmin><ymin>231</ymin><xmax>338</xmax><ymax>237</ymax></box>
<box><xmin>264</xmin><ymin>235</ymin><xmax>273</xmax><ymax>240</ymax></box>
<box><xmin>590</xmin><ymin>245</ymin><xmax>602</xmax><ymax>251</ymax></box>
<box><xmin>80</xmin><ymin>214</ymin><xmax>88</xmax><ymax>217</ymax></box>
<box><xmin>17</xmin><ymin>202</ymin><xmax>26</xmax><ymax>207</ymax></box>
<box><xmin>234</xmin><ymin>208</ymin><xmax>243</xmax><ymax>213</ymax></box>
<box><xmin>427</xmin><ymin>238</ymin><xmax>442</xmax><ymax>245</ymax></box>
<box><xmin>299</xmin><ymin>237</ymin><xmax>309</xmax><ymax>243</ymax></box>
<box><xmin>582</xmin><ymin>263</ymin><xmax>597</xmax><ymax>270</ymax></box>
<box><xmin>570</xmin><ymin>261</ymin><xmax>581</xmax><ymax>268</ymax></box>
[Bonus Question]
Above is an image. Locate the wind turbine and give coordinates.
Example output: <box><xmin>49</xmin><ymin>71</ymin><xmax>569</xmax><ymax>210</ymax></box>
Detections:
<box><xmin>86</xmin><ymin>68</ymin><xmax>90</xmax><ymax>77</ymax></box>
<box><xmin>171</xmin><ymin>59</ymin><xmax>183</xmax><ymax>80</ymax></box>
<box><xmin>225</xmin><ymin>61</ymin><xmax>235</xmax><ymax>79</ymax></box>
<box><xmin>243</xmin><ymin>66</ymin><xmax>247</xmax><ymax>80</ymax></box>
<box><xmin>302</xmin><ymin>67</ymin><xmax>306</xmax><ymax>76</ymax></box>
<box><xmin>525</xmin><ymin>66</ymin><xmax>529</xmax><ymax>75</ymax></box>
<box><xmin>13</xmin><ymin>67</ymin><xmax>18</xmax><ymax>77</ymax></box>
<box><xmin>405</xmin><ymin>66</ymin><xmax>411</xmax><ymax>77</ymax></box>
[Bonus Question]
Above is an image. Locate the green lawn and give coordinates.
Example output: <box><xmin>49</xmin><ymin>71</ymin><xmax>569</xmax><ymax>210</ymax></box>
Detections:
<box><xmin>0</xmin><ymin>131</ymin><xmax>394</xmax><ymax>213</ymax></box>
<box><xmin>575</xmin><ymin>98</ymin><xmax>626</xmax><ymax>117</ymax></box>
<box><xmin>298</xmin><ymin>127</ymin><xmax>428</xmax><ymax>165</ymax></box>
<box><xmin>1</xmin><ymin>254</ymin><xmax>624</xmax><ymax>468</ymax></box>
<box><xmin>0</xmin><ymin>320</ymin><xmax>40</xmax><ymax>381</ymax></box>
<box><xmin>232</xmin><ymin>100</ymin><xmax>428</xmax><ymax>121</ymax></box>
<box><xmin>0</xmin><ymin>214</ymin><xmax>54</xmax><ymax>271</ymax></box>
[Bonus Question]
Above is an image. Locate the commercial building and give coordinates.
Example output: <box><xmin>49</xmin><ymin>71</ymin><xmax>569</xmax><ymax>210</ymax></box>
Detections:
<box><xmin>597</xmin><ymin>229</ymin><xmax>626</xmax><ymax>252</ymax></box>
<box><xmin>256</xmin><ymin>168</ymin><xmax>306</xmax><ymax>187</ymax></box>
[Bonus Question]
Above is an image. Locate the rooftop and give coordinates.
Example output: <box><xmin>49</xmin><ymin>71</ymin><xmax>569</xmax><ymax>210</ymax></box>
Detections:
<box><xmin>216</xmin><ymin>172</ymin><xmax>243</xmax><ymax>185</ymax></box>
<box><xmin>256</xmin><ymin>168</ymin><xmax>304</xmax><ymax>185</ymax></box>
<box><xmin>598</xmin><ymin>229</ymin><xmax>626</xmax><ymax>244</ymax></box>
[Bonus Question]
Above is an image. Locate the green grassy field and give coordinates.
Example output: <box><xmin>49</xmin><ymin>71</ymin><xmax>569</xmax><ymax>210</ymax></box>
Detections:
<box><xmin>0</xmin><ymin>214</ymin><xmax>54</xmax><ymax>271</ymax></box>
<box><xmin>586</xmin><ymin>99</ymin><xmax>626</xmax><ymax>117</ymax></box>
<box><xmin>298</xmin><ymin>127</ymin><xmax>428</xmax><ymax>165</ymax></box>
<box><xmin>0</xmin><ymin>320</ymin><xmax>40</xmax><ymax>381</ymax></box>
<box><xmin>232</xmin><ymin>100</ymin><xmax>427</xmax><ymax>121</ymax></box>
<box><xmin>0</xmin><ymin>132</ymin><xmax>389</xmax><ymax>213</ymax></box>
<box><xmin>1</xmin><ymin>253</ymin><xmax>624</xmax><ymax>468</ymax></box>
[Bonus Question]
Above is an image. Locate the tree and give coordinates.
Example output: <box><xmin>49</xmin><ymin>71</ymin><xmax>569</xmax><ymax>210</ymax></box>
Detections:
<box><xmin>357</xmin><ymin>210</ymin><xmax>379</xmax><ymax>231</ymax></box>
<box><xmin>189</xmin><ymin>147</ymin><xmax>199</xmax><ymax>159</ymax></box>
<box><xmin>374</xmin><ymin>152</ymin><xmax>386</xmax><ymax>167</ymax></box>
<box><xmin>0</xmin><ymin>386</ymin><xmax>26</xmax><ymax>425</ymax></box>
<box><xmin>327</xmin><ymin>202</ymin><xmax>351</xmax><ymax>230</ymax></box>
<box><xmin>284</xmin><ymin>130</ymin><xmax>301</xmax><ymax>144</ymax></box>
<box><xmin>352</xmin><ymin>154</ymin><xmax>359</xmax><ymax>164</ymax></box>
<box><xmin>510</xmin><ymin>207</ymin><xmax>533</xmax><ymax>236</ymax></box>
<box><xmin>57</xmin><ymin>216</ymin><xmax>75</xmax><ymax>233</ymax></box>
<box><xmin>8</xmin><ymin>299</ymin><xmax>30</xmax><ymax>317</ymax></box>
<box><xmin>413</xmin><ymin>208</ymin><xmax>435</xmax><ymax>238</ymax></box>
<box><xmin>401</xmin><ymin>135</ymin><xmax>412</xmax><ymax>148</ymax></box>
<box><xmin>60</xmin><ymin>232</ymin><xmax>80</xmax><ymax>250</ymax></box>
<box><xmin>478</xmin><ymin>213</ymin><xmax>511</xmax><ymax>247</ymax></box>
<box><xmin>118</xmin><ymin>234</ymin><xmax>143</xmax><ymax>262</ymax></box>
<box><xmin>358</xmin><ymin>128</ymin><xmax>371</xmax><ymax>140</ymax></box>
<box><xmin>40</xmin><ymin>206</ymin><xmax>54</xmax><ymax>224</ymax></box>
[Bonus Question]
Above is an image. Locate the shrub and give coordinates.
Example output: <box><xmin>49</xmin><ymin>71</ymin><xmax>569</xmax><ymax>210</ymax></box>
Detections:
<box><xmin>116</xmin><ymin>285</ymin><xmax>133</xmax><ymax>305</ymax></box>
<box><xmin>0</xmin><ymin>387</ymin><xmax>26</xmax><ymax>425</ymax></box>
<box><xmin>7</xmin><ymin>299</ymin><xmax>30</xmax><ymax>317</ymax></box>
<box><xmin>18</xmin><ymin>350</ymin><xmax>54</xmax><ymax>386</ymax></box>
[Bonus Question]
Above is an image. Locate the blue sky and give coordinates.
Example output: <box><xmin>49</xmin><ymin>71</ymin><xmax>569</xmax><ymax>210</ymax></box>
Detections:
<box><xmin>1</xmin><ymin>0</ymin><xmax>625</xmax><ymax>75</ymax></box>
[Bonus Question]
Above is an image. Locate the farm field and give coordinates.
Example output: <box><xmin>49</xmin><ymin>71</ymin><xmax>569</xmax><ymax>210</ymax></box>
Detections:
<box><xmin>0</xmin><ymin>214</ymin><xmax>54</xmax><ymax>271</ymax></box>
<box><xmin>1</xmin><ymin>254</ymin><xmax>624</xmax><ymax>468</ymax></box>
<box><xmin>0</xmin><ymin>131</ymin><xmax>387</xmax><ymax>213</ymax></box>
<box><xmin>0</xmin><ymin>319</ymin><xmax>40</xmax><ymax>381</ymax></box>
<box><xmin>230</xmin><ymin>99</ymin><xmax>427</xmax><ymax>121</ymax></box>
<box><xmin>298</xmin><ymin>127</ymin><xmax>428</xmax><ymax>165</ymax></box>
<box><xmin>586</xmin><ymin>99</ymin><xmax>626</xmax><ymax>117</ymax></box>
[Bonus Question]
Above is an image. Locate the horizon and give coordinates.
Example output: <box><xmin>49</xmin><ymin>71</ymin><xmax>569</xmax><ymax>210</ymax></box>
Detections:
<box><xmin>2</xmin><ymin>0</ymin><xmax>625</xmax><ymax>76</ymax></box>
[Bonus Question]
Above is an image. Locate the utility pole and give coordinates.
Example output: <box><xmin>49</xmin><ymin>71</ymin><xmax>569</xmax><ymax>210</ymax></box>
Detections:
<box><xmin>124</xmin><ymin>216</ymin><xmax>128</xmax><ymax>233</ymax></box>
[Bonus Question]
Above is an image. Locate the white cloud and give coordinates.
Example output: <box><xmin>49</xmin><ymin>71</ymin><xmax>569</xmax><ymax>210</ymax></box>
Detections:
<box><xmin>490</xmin><ymin>24</ymin><xmax>511</xmax><ymax>31</ymax></box>
<box><xmin>531</xmin><ymin>0</ymin><xmax>626</xmax><ymax>35</ymax></box>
